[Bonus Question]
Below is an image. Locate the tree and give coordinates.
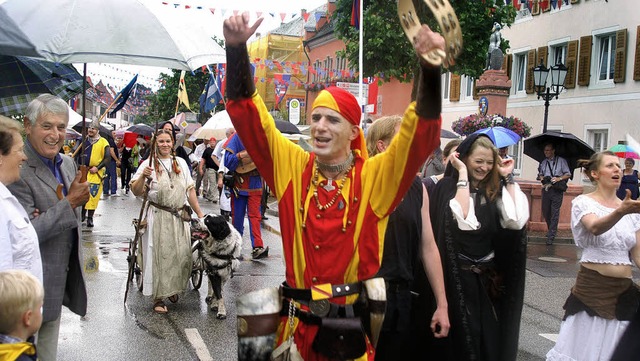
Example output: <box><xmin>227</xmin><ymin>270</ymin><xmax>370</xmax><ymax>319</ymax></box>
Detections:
<box><xmin>332</xmin><ymin>0</ymin><xmax>516</xmax><ymax>82</ymax></box>
<box><xmin>141</xmin><ymin>69</ymin><xmax>208</xmax><ymax>125</ymax></box>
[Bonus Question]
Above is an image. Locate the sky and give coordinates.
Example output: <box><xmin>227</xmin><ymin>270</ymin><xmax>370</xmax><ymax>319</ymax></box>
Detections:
<box><xmin>74</xmin><ymin>0</ymin><xmax>326</xmax><ymax>92</ymax></box>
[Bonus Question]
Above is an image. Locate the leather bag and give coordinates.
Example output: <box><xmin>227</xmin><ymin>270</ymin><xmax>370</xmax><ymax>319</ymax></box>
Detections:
<box><xmin>312</xmin><ymin>317</ymin><xmax>367</xmax><ymax>360</ymax></box>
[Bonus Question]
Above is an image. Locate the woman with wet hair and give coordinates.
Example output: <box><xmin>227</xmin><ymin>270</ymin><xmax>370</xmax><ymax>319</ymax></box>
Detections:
<box><xmin>547</xmin><ymin>151</ymin><xmax>640</xmax><ymax>361</ymax></box>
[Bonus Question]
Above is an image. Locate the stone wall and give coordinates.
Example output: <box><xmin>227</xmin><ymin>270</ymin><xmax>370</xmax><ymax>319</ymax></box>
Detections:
<box><xmin>519</xmin><ymin>180</ymin><xmax>586</xmax><ymax>233</ymax></box>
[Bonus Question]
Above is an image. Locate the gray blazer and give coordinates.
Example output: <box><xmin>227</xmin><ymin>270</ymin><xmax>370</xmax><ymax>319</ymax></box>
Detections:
<box><xmin>8</xmin><ymin>144</ymin><xmax>87</xmax><ymax>322</ymax></box>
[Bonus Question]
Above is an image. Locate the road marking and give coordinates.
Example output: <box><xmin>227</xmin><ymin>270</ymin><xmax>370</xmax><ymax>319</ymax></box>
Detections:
<box><xmin>185</xmin><ymin>328</ymin><xmax>213</xmax><ymax>361</ymax></box>
<box><xmin>540</xmin><ymin>333</ymin><xmax>558</xmax><ymax>342</ymax></box>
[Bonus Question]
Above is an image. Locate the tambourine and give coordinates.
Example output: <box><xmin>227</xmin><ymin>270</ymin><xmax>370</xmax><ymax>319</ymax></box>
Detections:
<box><xmin>397</xmin><ymin>0</ymin><xmax>462</xmax><ymax>68</ymax></box>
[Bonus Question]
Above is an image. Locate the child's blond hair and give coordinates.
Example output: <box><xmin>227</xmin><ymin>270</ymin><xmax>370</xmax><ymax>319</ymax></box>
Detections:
<box><xmin>0</xmin><ymin>270</ymin><xmax>44</xmax><ymax>334</ymax></box>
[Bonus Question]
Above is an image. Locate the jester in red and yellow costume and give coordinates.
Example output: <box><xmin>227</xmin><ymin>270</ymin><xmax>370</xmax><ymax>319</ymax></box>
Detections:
<box><xmin>224</xmin><ymin>13</ymin><xmax>445</xmax><ymax>361</ymax></box>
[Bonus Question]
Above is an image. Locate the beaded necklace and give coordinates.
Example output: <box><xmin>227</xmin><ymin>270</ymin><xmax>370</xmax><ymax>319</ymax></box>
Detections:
<box><xmin>312</xmin><ymin>159</ymin><xmax>354</xmax><ymax>211</ymax></box>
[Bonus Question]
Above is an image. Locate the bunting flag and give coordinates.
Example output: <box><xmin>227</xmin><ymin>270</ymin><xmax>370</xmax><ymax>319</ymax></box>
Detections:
<box><xmin>178</xmin><ymin>70</ymin><xmax>191</xmax><ymax>110</ymax></box>
<box><xmin>109</xmin><ymin>74</ymin><xmax>138</xmax><ymax>116</ymax></box>
<box><xmin>350</xmin><ymin>0</ymin><xmax>359</xmax><ymax>28</ymax></box>
<box><xmin>274</xmin><ymin>74</ymin><xmax>291</xmax><ymax>107</ymax></box>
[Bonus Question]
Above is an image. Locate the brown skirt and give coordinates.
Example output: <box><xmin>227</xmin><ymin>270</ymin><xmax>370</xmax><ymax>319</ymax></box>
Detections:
<box><xmin>570</xmin><ymin>265</ymin><xmax>637</xmax><ymax>320</ymax></box>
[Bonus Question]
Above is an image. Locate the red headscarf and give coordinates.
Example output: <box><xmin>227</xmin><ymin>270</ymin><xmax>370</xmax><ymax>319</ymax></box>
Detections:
<box><xmin>312</xmin><ymin>86</ymin><xmax>367</xmax><ymax>159</ymax></box>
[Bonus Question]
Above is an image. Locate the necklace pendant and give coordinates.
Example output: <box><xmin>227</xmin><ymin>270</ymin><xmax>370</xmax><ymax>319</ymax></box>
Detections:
<box><xmin>323</xmin><ymin>178</ymin><xmax>336</xmax><ymax>192</ymax></box>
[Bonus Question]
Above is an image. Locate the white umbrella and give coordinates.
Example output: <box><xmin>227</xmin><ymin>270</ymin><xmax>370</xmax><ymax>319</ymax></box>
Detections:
<box><xmin>189</xmin><ymin>111</ymin><xmax>233</xmax><ymax>141</ymax></box>
<box><xmin>0</xmin><ymin>0</ymin><xmax>225</xmax><ymax>70</ymax></box>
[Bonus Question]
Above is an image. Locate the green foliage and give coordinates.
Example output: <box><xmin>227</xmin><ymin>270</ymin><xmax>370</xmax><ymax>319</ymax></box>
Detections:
<box><xmin>332</xmin><ymin>0</ymin><xmax>516</xmax><ymax>81</ymax></box>
<box><xmin>142</xmin><ymin>69</ymin><xmax>208</xmax><ymax>124</ymax></box>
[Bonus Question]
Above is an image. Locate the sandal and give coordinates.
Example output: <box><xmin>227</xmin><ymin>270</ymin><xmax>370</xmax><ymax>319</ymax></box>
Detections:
<box><xmin>168</xmin><ymin>294</ymin><xmax>179</xmax><ymax>303</ymax></box>
<box><xmin>153</xmin><ymin>300</ymin><xmax>168</xmax><ymax>314</ymax></box>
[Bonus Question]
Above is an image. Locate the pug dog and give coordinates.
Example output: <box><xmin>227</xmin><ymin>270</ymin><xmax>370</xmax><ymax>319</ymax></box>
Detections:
<box><xmin>201</xmin><ymin>214</ymin><xmax>243</xmax><ymax>319</ymax></box>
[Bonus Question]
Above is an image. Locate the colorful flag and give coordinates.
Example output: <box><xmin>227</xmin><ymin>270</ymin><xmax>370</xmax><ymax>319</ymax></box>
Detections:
<box><xmin>109</xmin><ymin>74</ymin><xmax>138</xmax><ymax>116</ymax></box>
<box><xmin>178</xmin><ymin>70</ymin><xmax>191</xmax><ymax>110</ymax></box>
<box><xmin>199</xmin><ymin>68</ymin><xmax>223</xmax><ymax>114</ymax></box>
<box><xmin>350</xmin><ymin>0</ymin><xmax>359</xmax><ymax>28</ymax></box>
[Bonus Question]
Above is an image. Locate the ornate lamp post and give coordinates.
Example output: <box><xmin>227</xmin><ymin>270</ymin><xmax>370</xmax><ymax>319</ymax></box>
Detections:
<box><xmin>533</xmin><ymin>60</ymin><xmax>568</xmax><ymax>133</ymax></box>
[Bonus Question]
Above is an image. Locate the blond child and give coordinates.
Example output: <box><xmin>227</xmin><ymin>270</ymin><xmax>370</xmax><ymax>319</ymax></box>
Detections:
<box><xmin>0</xmin><ymin>270</ymin><xmax>44</xmax><ymax>361</ymax></box>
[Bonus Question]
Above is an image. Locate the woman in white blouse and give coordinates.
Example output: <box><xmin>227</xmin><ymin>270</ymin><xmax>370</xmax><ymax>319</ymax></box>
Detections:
<box><xmin>547</xmin><ymin>151</ymin><xmax>640</xmax><ymax>361</ymax></box>
<box><xmin>0</xmin><ymin>116</ymin><xmax>42</xmax><ymax>284</ymax></box>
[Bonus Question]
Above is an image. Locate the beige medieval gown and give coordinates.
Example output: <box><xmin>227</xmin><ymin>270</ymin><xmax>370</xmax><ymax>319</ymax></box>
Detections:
<box><xmin>132</xmin><ymin>157</ymin><xmax>193</xmax><ymax>300</ymax></box>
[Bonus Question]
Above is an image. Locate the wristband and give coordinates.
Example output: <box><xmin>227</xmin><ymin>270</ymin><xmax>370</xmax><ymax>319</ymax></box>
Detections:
<box><xmin>456</xmin><ymin>180</ymin><xmax>468</xmax><ymax>188</ymax></box>
<box><xmin>503</xmin><ymin>173</ymin><xmax>515</xmax><ymax>185</ymax></box>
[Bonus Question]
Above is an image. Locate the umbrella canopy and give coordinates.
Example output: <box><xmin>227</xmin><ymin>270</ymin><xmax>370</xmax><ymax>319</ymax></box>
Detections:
<box><xmin>66</xmin><ymin>128</ymin><xmax>81</xmax><ymax>140</ymax></box>
<box><xmin>275</xmin><ymin>120</ymin><xmax>301</xmax><ymax>134</ymax></box>
<box><xmin>0</xmin><ymin>0</ymin><xmax>226</xmax><ymax>70</ymax></box>
<box><xmin>473</xmin><ymin>126</ymin><xmax>521</xmax><ymax>148</ymax></box>
<box><xmin>609</xmin><ymin>143</ymin><xmax>640</xmax><ymax>159</ymax></box>
<box><xmin>126</xmin><ymin>123</ymin><xmax>154</xmax><ymax>137</ymax></box>
<box><xmin>0</xmin><ymin>55</ymin><xmax>83</xmax><ymax>115</ymax></box>
<box><xmin>441</xmin><ymin>129</ymin><xmax>459</xmax><ymax>139</ymax></box>
<box><xmin>523</xmin><ymin>131</ymin><xmax>596</xmax><ymax>179</ymax></box>
<box><xmin>71</xmin><ymin>121</ymin><xmax>113</xmax><ymax>143</ymax></box>
<box><xmin>189</xmin><ymin>110</ymin><xmax>233</xmax><ymax>140</ymax></box>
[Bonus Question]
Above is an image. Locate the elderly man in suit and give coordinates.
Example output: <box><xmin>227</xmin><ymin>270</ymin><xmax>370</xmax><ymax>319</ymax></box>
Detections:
<box><xmin>8</xmin><ymin>94</ymin><xmax>90</xmax><ymax>361</ymax></box>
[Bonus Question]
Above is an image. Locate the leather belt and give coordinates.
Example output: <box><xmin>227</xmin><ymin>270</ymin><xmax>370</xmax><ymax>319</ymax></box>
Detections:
<box><xmin>281</xmin><ymin>282</ymin><xmax>362</xmax><ymax>301</ymax></box>
<box><xmin>237</xmin><ymin>169</ymin><xmax>260</xmax><ymax>177</ymax></box>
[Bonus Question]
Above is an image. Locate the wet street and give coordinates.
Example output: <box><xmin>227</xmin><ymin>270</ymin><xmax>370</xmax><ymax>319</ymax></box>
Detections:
<box><xmin>54</xmin><ymin>191</ymin><xmax>627</xmax><ymax>360</ymax></box>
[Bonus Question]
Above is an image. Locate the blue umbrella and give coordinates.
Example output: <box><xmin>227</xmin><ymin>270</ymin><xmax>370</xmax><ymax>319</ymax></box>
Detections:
<box><xmin>473</xmin><ymin>126</ymin><xmax>521</xmax><ymax>148</ymax></box>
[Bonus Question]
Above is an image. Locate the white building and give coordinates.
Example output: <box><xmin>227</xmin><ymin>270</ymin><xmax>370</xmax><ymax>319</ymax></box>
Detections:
<box><xmin>442</xmin><ymin>0</ymin><xmax>640</xmax><ymax>182</ymax></box>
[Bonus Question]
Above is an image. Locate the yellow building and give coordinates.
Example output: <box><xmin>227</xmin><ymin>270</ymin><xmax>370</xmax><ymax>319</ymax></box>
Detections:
<box><xmin>247</xmin><ymin>16</ymin><xmax>311</xmax><ymax>123</ymax></box>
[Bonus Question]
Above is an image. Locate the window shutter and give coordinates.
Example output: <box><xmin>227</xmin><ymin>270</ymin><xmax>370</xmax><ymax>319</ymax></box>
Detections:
<box><xmin>613</xmin><ymin>28</ymin><xmax>627</xmax><ymax>83</ymax></box>
<box><xmin>449</xmin><ymin>74</ymin><xmax>461</xmax><ymax>102</ymax></box>
<box><xmin>526</xmin><ymin>49</ymin><xmax>537</xmax><ymax>94</ymax></box>
<box><xmin>502</xmin><ymin>54</ymin><xmax>513</xmax><ymax>81</ymax></box>
<box><xmin>537</xmin><ymin>46</ymin><xmax>548</xmax><ymax>68</ymax></box>
<box><xmin>634</xmin><ymin>26</ymin><xmax>640</xmax><ymax>81</ymax></box>
<box><xmin>565</xmin><ymin>40</ymin><xmax>578</xmax><ymax>89</ymax></box>
<box><xmin>473</xmin><ymin>79</ymin><xmax>479</xmax><ymax>100</ymax></box>
<box><xmin>578</xmin><ymin>35</ymin><xmax>592</xmax><ymax>86</ymax></box>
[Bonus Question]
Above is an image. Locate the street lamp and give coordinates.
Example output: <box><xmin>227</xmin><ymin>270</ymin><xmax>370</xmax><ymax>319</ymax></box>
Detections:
<box><xmin>533</xmin><ymin>60</ymin><xmax>568</xmax><ymax>133</ymax></box>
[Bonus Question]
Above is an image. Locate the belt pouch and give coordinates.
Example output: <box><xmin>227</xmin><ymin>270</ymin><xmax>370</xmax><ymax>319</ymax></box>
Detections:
<box><xmin>312</xmin><ymin>317</ymin><xmax>366</xmax><ymax>360</ymax></box>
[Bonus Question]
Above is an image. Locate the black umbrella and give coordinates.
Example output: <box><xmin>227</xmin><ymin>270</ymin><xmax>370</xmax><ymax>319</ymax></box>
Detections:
<box><xmin>441</xmin><ymin>129</ymin><xmax>460</xmax><ymax>139</ymax></box>
<box><xmin>71</xmin><ymin>121</ymin><xmax>113</xmax><ymax>143</ymax></box>
<box><xmin>0</xmin><ymin>55</ymin><xmax>83</xmax><ymax>116</ymax></box>
<box><xmin>275</xmin><ymin>120</ymin><xmax>300</xmax><ymax>134</ymax></box>
<box><xmin>523</xmin><ymin>131</ymin><xmax>595</xmax><ymax>179</ymax></box>
<box><xmin>129</xmin><ymin>123</ymin><xmax>155</xmax><ymax>137</ymax></box>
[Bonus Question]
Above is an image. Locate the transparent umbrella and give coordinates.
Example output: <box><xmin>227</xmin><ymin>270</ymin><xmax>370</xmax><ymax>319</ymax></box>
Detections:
<box><xmin>0</xmin><ymin>0</ymin><xmax>226</xmax><ymax>70</ymax></box>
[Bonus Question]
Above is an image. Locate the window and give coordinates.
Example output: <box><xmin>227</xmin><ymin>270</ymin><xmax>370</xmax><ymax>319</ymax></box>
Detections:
<box><xmin>324</xmin><ymin>56</ymin><xmax>333</xmax><ymax>81</ymax></box>
<box><xmin>442</xmin><ymin>72</ymin><xmax>450</xmax><ymax>101</ymax></box>
<box><xmin>513</xmin><ymin>53</ymin><xmax>527</xmax><ymax>94</ymax></box>
<box><xmin>550</xmin><ymin>44</ymin><xmax>567</xmax><ymax>67</ymax></box>
<box><xmin>587</xmin><ymin>129</ymin><xmax>609</xmax><ymax>152</ymax></box>
<box><xmin>313</xmin><ymin>60</ymin><xmax>321</xmax><ymax>82</ymax></box>
<box><xmin>596</xmin><ymin>33</ymin><xmax>616</xmax><ymax>82</ymax></box>
<box><xmin>505</xmin><ymin>142</ymin><xmax>523</xmax><ymax>176</ymax></box>
<box><xmin>463</xmin><ymin>75</ymin><xmax>475</xmax><ymax>101</ymax></box>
